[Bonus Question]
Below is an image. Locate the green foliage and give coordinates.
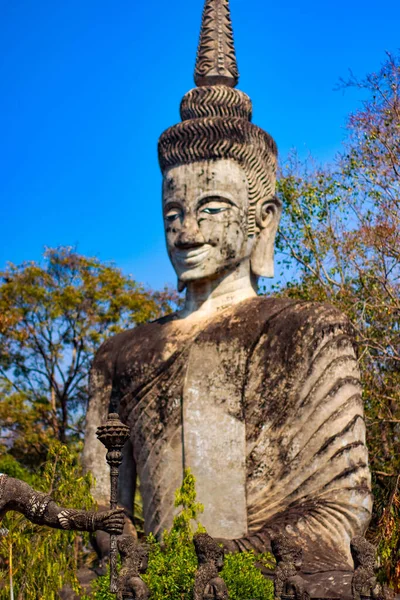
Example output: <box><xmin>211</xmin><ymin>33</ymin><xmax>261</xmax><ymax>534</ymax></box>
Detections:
<box><xmin>0</xmin><ymin>453</ymin><xmax>37</xmax><ymax>486</ymax></box>
<box><xmin>85</xmin><ymin>566</ymin><xmax>112</xmax><ymax>600</ymax></box>
<box><xmin>88</xmin><ymin>470</ymin><xmax>275</xmax><ymax>600</ymax></box>
<box><xmin>221</xmin><ymin>551</ymin><xmax>275</xmax><ymax>600</ymax></box>
<box><xmin>275</xmin><ymin>52</ymin><xmax>400</xmax><ymax>589</ymax></box>
<box><xmin>0</xmin><ymin>442</ymin><xmax>95</xmax><ymax>600</ymax></box>
<box><xmin>0</xmin><ymin>247</ymin><xmax>178</xmax><ymax>467</ymax></box>
<box><xmin>142</xmin><ymin>468</ymin><xmax>204</xmax><ymax>600</ymax></box>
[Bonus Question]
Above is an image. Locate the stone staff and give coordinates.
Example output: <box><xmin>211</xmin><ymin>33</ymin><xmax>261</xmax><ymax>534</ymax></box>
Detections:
<box><xmin>97</xmin><ymin>413</ymin><xmax>130</xmax><ymax>593</ymax></box>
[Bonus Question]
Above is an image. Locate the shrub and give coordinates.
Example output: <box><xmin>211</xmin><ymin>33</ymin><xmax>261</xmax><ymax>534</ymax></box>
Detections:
<box><xmin>221</xmin><ymin>551</ymin><xmax>275</xmax><ymax>600</ymax></box>
<box><xmin>88</xmin><ymin>469</ymin><xmax>275</xmax><ymax>599</ymax></box>
<box><xmin>0</xmin><ymin>442</ymin><xmax>94</xmax><ymax>600</ymax></box>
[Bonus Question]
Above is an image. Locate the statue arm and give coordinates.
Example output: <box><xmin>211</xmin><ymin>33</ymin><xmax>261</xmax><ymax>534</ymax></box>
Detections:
<box><xmin>82</xmin><ymin>343</ymin><xmax>115</xmax><ymax>508</ymax></box>
<box><xmin>234</xmin><ymin>306</ymin><xmax>373</xmax><ymax>572</ymax></box>
<box><xmin>1</xmin><ymin>475</ymin><xmax>124</xmax><ymax>534</ymax></box>
<box><xmin>82</xmin><ymin>340</ymin><xmax>136</xmax><ymax>537</ymax></box>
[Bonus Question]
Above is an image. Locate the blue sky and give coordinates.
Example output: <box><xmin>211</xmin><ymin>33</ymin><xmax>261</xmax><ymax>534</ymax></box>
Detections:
<box><xmin>1</xmin><ymin>0</ymin><xmax>399</xmax><ymax>290</ymax></box>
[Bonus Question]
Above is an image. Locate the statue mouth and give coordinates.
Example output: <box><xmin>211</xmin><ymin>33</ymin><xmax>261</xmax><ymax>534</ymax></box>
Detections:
<box><xmin>174</xmin><ymin>245</ymin><xmax>211</xmax><ymax>266</ymax></box>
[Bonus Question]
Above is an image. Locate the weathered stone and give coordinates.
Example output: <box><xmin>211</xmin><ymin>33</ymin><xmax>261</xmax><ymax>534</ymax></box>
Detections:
<box><xmin>0</xmin><ymin>473</ymin><xmax>124</xmax><ymax>533</ymax></box>
<box><xmin>83</xmin><ymin>0</ymin><xmax>373</xmax><ymax>594</ymax></box>
<box><xmin>195</xmin><ymin>0</ymin><xmax>239</xmax><ymax>88</ymax></box>
<box><xmin>271</xmin><ymin>533</ymin><xmax>310</xmax><ymax>600</ymax></box>
<box><xmin>349</xmin><ymin>536</ymin><xmax>397</xmax><ymax>600</ymax></box>
<box><xmin>351</xmin><ymin>536</ymin><xmax>378</xmax><ymax>600</ymax></box>
<box><xmin>194</xmin><ymin>533</ymin><xmax>229</xmax><ymax>600</ymax></box>
<box><xmin>116</xmin><ymin>535</ymin><xmax>150</xmax><ymax>600</ymax></box>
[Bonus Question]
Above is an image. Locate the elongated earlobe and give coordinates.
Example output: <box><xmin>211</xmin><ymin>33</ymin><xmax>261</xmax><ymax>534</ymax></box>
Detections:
<box><xmin>178</xmin><ymin>279</ymin><xmax>186</xmax><ymax>293</ymax></box>
<box><xmin>250</xmin><ymin>198</ymin><xmax>282</xmax><ymax>278</ymax></box>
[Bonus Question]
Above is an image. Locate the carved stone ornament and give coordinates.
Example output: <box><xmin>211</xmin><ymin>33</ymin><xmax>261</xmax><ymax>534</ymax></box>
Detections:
<box><xmin>0</xmin><ymin>473</ymin><xmax>125</xmax><ymax>535</ymax></box>
<box><xmin>193</xmin><ymin>533</ymin><xmax>229</xmax><ymax>600</ymax></box>
<box><xmin>96</xmin><ymin>412</ymin><xmax>131</xmax><ymax>454</ymax></box>
<box><xmin>271</xmin><ymin>534</ymin><xmax>310</xmax><ymax>600</ymax></box>
<box><xmin>350</xmin><ymin>536</ymin><xmax>394</xmax><ymax>600</ymax></box>
<box><xmin>96</xmin><ymin>413</ymin><xmax>130</xmax><ymax>593</ymax></box>
<box><xmin>195</xmin><ymin>0</ymin><xmax>239</xmax><ymax>87</ymax></box>
<box><xmin>25</xmin><ymin>492</ymin><xmax>52</xmax><ymax>523</ymax></box>
<box><xmin>116</xmin><ymin>535</ymin><xmax>150</xmax><ymax>600</ymax></box>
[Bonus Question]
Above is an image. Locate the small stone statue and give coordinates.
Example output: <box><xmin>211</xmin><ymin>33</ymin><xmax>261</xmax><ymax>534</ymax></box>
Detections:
<box><xmin>116</xmin><ymin>535</ymin><xmax>150</xmax><ymax>600</ymax></box>
<box><xmin>350</xmin><ymin>536</ymin><xmax>385</xmax><ymax>600</ymax></box>
<box><xmin>193</xmin><ymin>532</ymin><xmax>229</xmax><ymax>600</ymax></box>
<box><xmin>0</xmin><ymin>473</ymin><xmax>124</xmax><ymax>534</ymax></box>
<box><xmin>271</xmin><ymin>534</ymin><xmax>310</xmax><ymax>600</ymax></box>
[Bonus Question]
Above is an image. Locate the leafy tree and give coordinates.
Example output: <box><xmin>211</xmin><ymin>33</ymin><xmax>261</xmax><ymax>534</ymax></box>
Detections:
<box><xmin>0</xmin><ymin>442</ymin><xmax>94</xmax><ymax>600</ymax></box>
<box><xmin>276</xmin><ymin>52</ymin><xmax>400</xmax><ymax>588</ymax></box>
<box><xmin>0</xmin><ymin>247</ymin><xmax>177</xmax><ymax>467</ymax></box>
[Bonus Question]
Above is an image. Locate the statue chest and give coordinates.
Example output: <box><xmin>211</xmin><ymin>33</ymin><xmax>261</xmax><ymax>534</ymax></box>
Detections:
<box><xmin>122</xmin><ymin>334</ymin><xmax>249</xmax><ymax>539</ymax></box>
<box><xmin>182</xmin><ymin>340</ymin><xmax>248</xmax><ymax>538</ymax></box>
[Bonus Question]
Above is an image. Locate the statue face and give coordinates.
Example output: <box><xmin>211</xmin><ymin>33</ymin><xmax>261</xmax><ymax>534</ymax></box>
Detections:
<box><xmin>162</xmin><ymin>160</ymin><xmax>250</xmax><ymax>283</ymax></box>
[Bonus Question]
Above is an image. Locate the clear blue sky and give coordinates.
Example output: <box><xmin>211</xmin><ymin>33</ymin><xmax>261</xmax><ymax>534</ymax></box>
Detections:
<box><xmin>1</xmin><ymin>0</ymin><xmax>399</xmax><ymax>290</ymax></box>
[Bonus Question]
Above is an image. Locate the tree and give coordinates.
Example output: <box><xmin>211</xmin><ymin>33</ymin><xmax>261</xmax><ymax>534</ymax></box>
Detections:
<box><xmin>276</xmin><ymin>52</ymin><xmax>400</xmax><ymax>588</ymax></box>
<box><xmin>0</xmin><ymin>443</ymin><xmax>94</xmax><ymax>600</ymax></box>
<box><xmin>0</xmin><ymin>247</ymin><xmax>177</xmax><ymax>467</ymax></box>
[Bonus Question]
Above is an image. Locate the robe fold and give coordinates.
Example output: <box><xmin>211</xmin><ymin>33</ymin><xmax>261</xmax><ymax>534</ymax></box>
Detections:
<box><xmin>83</xmin><ymin>297</ymin><xmax>372</xmax><ymax>574</ymax></box>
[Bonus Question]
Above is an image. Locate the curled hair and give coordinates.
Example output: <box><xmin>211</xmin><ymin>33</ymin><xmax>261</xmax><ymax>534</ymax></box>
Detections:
<box><xmin>158</xmin><ymin>86</ymin><xmax>278</xmax><ymax>236</ymax></box>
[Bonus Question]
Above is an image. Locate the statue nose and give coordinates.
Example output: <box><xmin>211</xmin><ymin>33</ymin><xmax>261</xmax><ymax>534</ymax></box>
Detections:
<box><xmin>176</xmin><ymin>216</ymin><xmax>205</xmax><ymax>248</ymax></box>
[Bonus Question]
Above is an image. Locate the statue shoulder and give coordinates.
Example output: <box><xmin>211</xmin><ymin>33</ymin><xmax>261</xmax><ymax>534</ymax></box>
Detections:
<box><xmin>249</xmin><ymin>296</ymin><xmax>352</xmax><ymax>331</ymax></box>
<box><xmin>91</xmin><ymin>313</ymin><xmax>179</xmax><ymax>374</ymax></box>
<box><xmin>249</xmin><ymin>297</ymin><xmax>355</xmax><ymax>352</ymax></box>
<box><xmin>280</xmin><ymin>299</ymin><xmax>352</xmax><ymax>331</ymax></box>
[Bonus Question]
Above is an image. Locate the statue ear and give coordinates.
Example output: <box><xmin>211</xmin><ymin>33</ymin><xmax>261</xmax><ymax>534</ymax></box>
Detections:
<box><xmin>178</xmin><ymin>279</ymin><xmax>186</xmax><ymax>293</ymax></box>
<box><xmin>250</xmin><ymin>196</ymin><xmax>282</xmax><ymax>278</ymax></box>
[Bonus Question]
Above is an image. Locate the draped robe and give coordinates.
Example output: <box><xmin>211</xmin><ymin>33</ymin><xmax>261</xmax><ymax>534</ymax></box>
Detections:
<box><xmin>83</xmin><ymin>297</ymin><xmax>372</xmax><ymax>575</ymax></box>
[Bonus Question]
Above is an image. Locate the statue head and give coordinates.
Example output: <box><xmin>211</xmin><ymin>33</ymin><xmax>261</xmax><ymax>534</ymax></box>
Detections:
<box><xmin>158</xmin><ymin>0</ymin><xmax>280</xmax><ymax>291</ymax></box>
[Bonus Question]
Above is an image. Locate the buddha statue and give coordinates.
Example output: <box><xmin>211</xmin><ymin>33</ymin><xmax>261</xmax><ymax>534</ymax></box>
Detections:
<box><xmin>83</xmin><ymin>0</ymin><xmax>372</xmax><ymax>593</ymax></box>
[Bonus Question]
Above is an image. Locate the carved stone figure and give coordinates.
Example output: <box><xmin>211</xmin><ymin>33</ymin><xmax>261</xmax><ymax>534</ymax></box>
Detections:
<box><xmin>83</xmin><ymin>0</ymin><xmax>372</xmax><ymax>594</ymax></box>
<box><xmin>116</xmin><ymin>535</ymin><xmax>150</xmax><ymax>600</ymax></box>
<box><xmin>0</xmin><ymin>473</ymin><xmax>124</xmax><ymax>534</ymax></box>
<box><xmin>193</xmin><ymin>533</ymin><xmax>229</xmax><ymax>600</ymax></box>
<box><xmin>350</xmin><ymin>536</ymin><xmax>384</xmax><ymax>600</ymax></box>
<box><xmin>271</xmin><ymin>534</ymin><xmax>309</xmax><ymax>600</ymax></box>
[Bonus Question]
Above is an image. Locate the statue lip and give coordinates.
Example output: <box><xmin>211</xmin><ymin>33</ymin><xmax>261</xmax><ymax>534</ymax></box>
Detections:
<box><xmin>174</xmin><ymin>245</ymin><xmax>211</xmax><ymax>265</ymax></box>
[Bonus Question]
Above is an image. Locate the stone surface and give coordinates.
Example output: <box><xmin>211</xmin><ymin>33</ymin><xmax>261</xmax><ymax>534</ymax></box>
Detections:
<box><xmin>195</xmin><ymin>0</ymin><xmax>239</xmax><ymax>88</ymax></box>
<box><xmin>116</xmin><ymin>535</ymin><xmax>150</xmax><ymax>600</ymax></box>
<box><xmin>0</xmin><ymin>473</ymin><xmax>125</xmax><ymax>533</ymax></box>
<box><xmin>84</xmin><ymin>298</ymin><xmax>372</xmax><ymax>571</ymax></box>
<box><xmin>83</xmin><ymin>0</ymin><xmax>373</xmax><ymax>589</ymax></box>
<box><xmin>349</xmin><ymin>536</ymin><xmax>395</xmax><ymax>600</ymax></box>
<box><xmin>183</xmin><ymin>335</ymin><xmax>247</xmax><ymax>537</ymax></box>
<box><xmin>272</xmin><ymin>533</ymin><xmax>309</xmax><ymax>600</ymax></box>
<box><xmin>193</xmin><ymin>532</ymin><xmax>229</xmax><ymax>600</ymax></box>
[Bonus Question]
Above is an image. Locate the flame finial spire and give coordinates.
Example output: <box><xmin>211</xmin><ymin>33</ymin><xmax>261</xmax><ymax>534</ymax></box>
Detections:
<box><xmin>195</xmin><ymin>0</ymin><xmax>239</xmax><ymax>88</ymax></box>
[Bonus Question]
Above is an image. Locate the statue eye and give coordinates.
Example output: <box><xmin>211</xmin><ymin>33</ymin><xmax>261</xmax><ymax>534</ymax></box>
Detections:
<box><xmin>165</xmin><ymin>209</ymin><xmax>181</xmax><ymax>222</ymax></box>
<box><xmin>202</xmin><ymin>207</ymin><xmax>227</xmax><ymax>215</ymax></box>
<box><xmin>200</xmin><ymin>200</ymin><xmax>231</xmax><ymax>215</ymax></box>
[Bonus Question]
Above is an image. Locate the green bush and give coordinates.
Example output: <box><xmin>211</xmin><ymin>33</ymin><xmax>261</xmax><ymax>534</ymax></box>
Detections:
<box><xmin>221</xmin><ymin>551</ymin><xmax>275</xmax><ymax>600</ymax></box>
<box><xmin>85</xmin><ymin>567</ymin><xmax>112</xmax><ymax>600</ymax></box>
<box><xmin>0</xmin><ymin>442</ymin><xmax>95</xmax><ymax>600</ymax></box>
